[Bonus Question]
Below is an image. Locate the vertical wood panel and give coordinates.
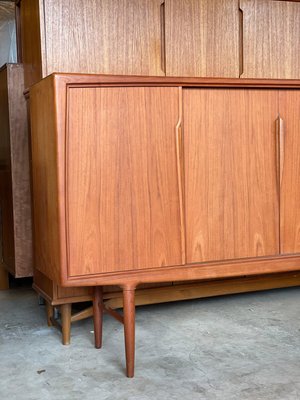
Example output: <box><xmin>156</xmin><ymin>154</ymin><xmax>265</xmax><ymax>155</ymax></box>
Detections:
<box><xmin>241</xmin><ymin>0</ymin><xmax>300</xmax><ymax>79</ymax></box>
<box><xmin>184</xmin><ymin>88</ymin><xmax>279</xmax><ymax>263</ymax></box>
<box><xmin>0</xmin><ymin>66</ymin><xmax>15</xmax><ymax>274</ymax></box>
<box><xmin>165</xmin><ymin>0</ymin><xmax>240</xmax><ymax>77</ymax></box>
<box><xmin>8</xmin><ymin>65</ymin><xmax>33</xmax><ymax>277</ymax></box>
<box><xmin>43</xmin><ymin>0</ymin><xmax>164</xmax><ymax>77</ymax></box>
<box><xmin>0</xmin><ymin>65</ymin><xmax>32</xmax><ymax>278</ymax></box>
<box><xmin>19</xmin><ymin>0</ymin><xmax>44</xmax><ymax>89</ymax></box>
<box><xmin>30</xmin><ymin>76</ymin><xmax>62</xmax><ymax>284</ymax></box>
<box><xmin>67</xmin><ymin>87</ymin><xmax>182</xmax><ymax>276</ymax></box>
<box><xmin>279</xmin><ymin>91</ymin><xmax>300</xmax><ymax>253</ymax></box>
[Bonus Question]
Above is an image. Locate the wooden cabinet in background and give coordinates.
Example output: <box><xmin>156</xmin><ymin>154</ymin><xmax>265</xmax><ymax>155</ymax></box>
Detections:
<box><xmin>0</xmin><ymin>64</ymin><xmax>33</xmax><ymax>278</ymax></box>
<box><xmin>240</xmin><ymin>0</ymin><xmax>300</xmax><ymax>79</ymax></box>
<box><xmin>165</xmin><ymin>0</ymin><xmax>240</xmax><ymax>77</ymax></box>
<box><xmin>18</xmin><ymin>0</ymin><xmax>300</xmax><ymax>88</ymax></box>
<box><xmin>19</xmin><ymin>0</ymin><xmax>165</xmax><ymax>88</ymax></box>
<box><xmin>19</xmin><ymin>0</ymin><xmax>242</xmax><ymax>88</ymax></box>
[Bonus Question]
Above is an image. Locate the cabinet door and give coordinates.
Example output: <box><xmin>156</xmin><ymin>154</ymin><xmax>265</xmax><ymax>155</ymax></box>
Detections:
<box><xmin>165</xmin><ymin>0</ymin><xmax>240</xmax><ymax>77</ymax></box>
<box><xmin>184</xmin><ymin>89</ymin><xmax>279</xmax><ymax>263</ymax></box>
<box><xmin>42</xmin><ymin>0</ymin><xmax>165</xmax><ymax>76</ymax></box>
<box><xmin>66</xmin><ymin>87</ymin><xmax>184</xmax><ymax>276</ymax></box>
<box><xmin>279</xmin><ymin>91</ymin><xmax>300</xmax><ymax>254</ymax></box>
<box><xmin>241</xmin><ymin>0</ymin><xmax>300</xmax><ymax>79</ymax></box>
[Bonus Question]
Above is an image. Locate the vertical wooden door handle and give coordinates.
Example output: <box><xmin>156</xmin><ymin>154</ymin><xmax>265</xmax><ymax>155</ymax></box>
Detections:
<box><xmin>160</xmin><ymin>1</ymin><xmax>166</xmax><ymax>74</ymax></box>
<box><xmin>276</xmin><ymin>116</ymin><xmax>285</xmax><ymax>189</ymax></box>
<box><xmin>175</xmin><ymin>95</ymin><xmax>186</xmax><ymax>264</ymax></box>
<box><xmin>239</xmin><ymin>5</ymin><xmax>244</xmax><ymax>78</ymax></box>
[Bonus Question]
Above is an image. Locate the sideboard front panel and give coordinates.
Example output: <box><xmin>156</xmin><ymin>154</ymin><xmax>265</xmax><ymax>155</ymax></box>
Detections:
<box><xmin>66</xmin><ymin>86</ymin><xmax>183</xmax><ymax>276</ymax></box>
<box><xmin>184</xmin><ymin>88</ymin><xmax>279</xmax><ymax>263</ymax></box>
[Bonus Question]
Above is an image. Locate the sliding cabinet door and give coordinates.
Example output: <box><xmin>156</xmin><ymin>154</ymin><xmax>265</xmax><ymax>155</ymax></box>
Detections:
<box><xmin>240</xmin><ymin>0</ymin><xmax>300</xmax><ymax>79</ymax></box>
<box><xmin>66</xmin><ymin>86</ymin><xmax>184</xmax><ymax>276</ymax></box>
<box><xmin>279</xmin><ymin>91</ymin><xmax>300</xmax><ymax>254</ymax></box>
<box><xmin>184</xmin><ymin>89</ymin><xmax>279</xmax><ymax>263</ymax></box>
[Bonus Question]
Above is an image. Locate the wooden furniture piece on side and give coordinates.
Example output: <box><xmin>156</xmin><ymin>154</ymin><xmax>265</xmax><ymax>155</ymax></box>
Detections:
<box><xmin>30</xmin><ymin>74</ymin><xmax>300</xmax><ymax>377</ymax></box>
<box><xmin>0</xmin><ymin>63</ymin><xmax>33</xmax><ymax>278</ymax></box>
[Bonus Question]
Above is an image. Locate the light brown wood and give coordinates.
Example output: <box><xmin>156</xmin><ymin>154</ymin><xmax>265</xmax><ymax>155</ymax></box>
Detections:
<box><xmin>279</xmin><ymin>91</ymin><xmax>300</xmax><ymax>253</ymax></box>
<box><xmin>123</xmin><ymin>287</ymin><xmax>136</xmax><ymax>378</ymax></box>
<box><xmin>184</xmin><ymin>88</ymin><xmax>279</xmax><ymax>263</ymax></box>
<box><xmin>0</xmin><ymin>64</ymin><xmax>33</xmax><ymax>278</ymax></box>
<box><xmin>70</xmin><ymin>306</ymin><xmax>93</xmax><ymax>324</ymax></box>
<box><xmin>30</xmin><ymin>76</ymin><xmax>61</xmax><ymax>284</ymax></box>
<box><xmin>29</xmin><ymin>74</ymin><xmax>300</xmax><ymax>289</ymax></box>
<box><xmin>66</xmin><ymin>86</ymin><xmax>183</xmax><ymax>276</ymax></box>
<box><xmin>30</xmin><ymin>74</ymin><xmax>300</xmax><ymax>376</ymax></box>
<box><xmin>46</xmin><ymin>302</ymin><xmax>54</xmax><ymax>327</ymax></box>
<box><xmin>19</xmin><ymin>0</ymin><xmax>300</xmax><ymax>89</ymax></box>
<box><xmin>105</xmin><ymin>272</ymin><xmax>300</xmax><ymax>309</ymax></box>
<box><xmin>240</xmin><ymin>0</ymin><xmax>300</xmax><ymax>79</ymax></box>
<box><xmin>93</xmin><ymin>287</ymin><xmax>103</xmax><ymax>349</ymax></box>
<box><xmin>53</xmin><ymin>73</ymin><xmax>300</xmax><ymax>88</ymax></box>
<box><xmin>19</xmin><ymin>0</ymin><xmax>44</xmax><ymax>89</ymax></box>
<box><xmin>60</xmin><ymin>304</ymin><xmax>71</xmax><ymax>345</ymax></box>
<box><xmin>165</xmin><ymin>0</ymin><xmax>239</xmax><ymax>77</ymax></box>
<box><xmin>20</xmin><ymin>0</ymin><xmax>165</xmax><ymax>88</ymax></box>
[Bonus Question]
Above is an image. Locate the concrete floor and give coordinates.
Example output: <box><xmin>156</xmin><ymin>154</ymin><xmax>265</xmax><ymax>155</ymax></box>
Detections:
<box><xmin>0</xmin><ymin>287</ymin><xmax>299</xmax><ymax>400</ymax></box>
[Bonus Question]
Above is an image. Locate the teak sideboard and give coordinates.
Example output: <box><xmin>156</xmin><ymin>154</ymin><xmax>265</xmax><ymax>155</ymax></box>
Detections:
<box><xmin>30</xmin><ymin>74</ymin><xmax>300</xmax><ymax>377</ymax></box>
<box><xmin>16</xmin><ymin>0</ymin><xmax>300</xmax><ymax>340</ymax></box>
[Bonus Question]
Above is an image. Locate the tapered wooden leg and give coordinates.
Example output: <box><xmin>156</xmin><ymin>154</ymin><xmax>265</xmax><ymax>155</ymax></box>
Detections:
<box><xmin>93</xmin><ymin>286</ymin><xmax>103</xmax><ymax>349</ymax></box>
<box><xmin>61</xmin><ymin>303</ymin><xmax>72</xmax><ymax>345</ymax></box>
<box><xmin>46</xmin><ymin>302</ymin><xmax>54</xmax><ymax>326</ymax></box>
<box><xmin>123</xmin><ymin>286</ymin><xmax>136</xmax><ymax>378</ymax></box>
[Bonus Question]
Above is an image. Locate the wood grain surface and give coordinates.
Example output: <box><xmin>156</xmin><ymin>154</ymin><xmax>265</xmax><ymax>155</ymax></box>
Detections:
<box><xmin>29</xmin><ymin>75</ymin><xmax>300</xmax><ymax>289</ymax></box>
<box><xmin>184</xmin><ymin>88</ymin><xmax>279</xmax><ymax>263</ymax></box>
<box><xmin>19</xmin><ymin>0</ymin><xmax>44</xmax><ymax>89</ymax></box>
<box><xmin>66</xmin><ymin>86</ymin><xmax>183</xmax><ymax>276</ymax></box>
<box><xmin>0</xmin><ymin>66</ymin><xmax>15</xmax><ymax>273</ymax></box>
<box><xmin>30</xmin><ymin>75</ymin><xmax>61</xmax><ymax>283</ymax></box>
<box><xmin>279</xmin><ymin>90</ymin><xmax>300</xmax><ymax>253</ymax></box>
<box><xmin>0</xmin><ymin>64</ymin><xmax>33</xmax><ymax>278</ymax></box>
<box><xmin>43</xmin><ymin>0</ymin><xmax>164</xmax><ymax>77</ymax></box>
<box><xmin>165</xmin><ymin>0</ymin><xmax>239</xmax><ymax>77</ymax></box>
<box><xmin>8</xmin><ymin>65</ymin><xmax>33</xmax><ymax>277</ymax></box>
<box><xmin>241</xmin><ymin>0</ymin><xmax>300</xmax><ymax>79</ymax></box>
